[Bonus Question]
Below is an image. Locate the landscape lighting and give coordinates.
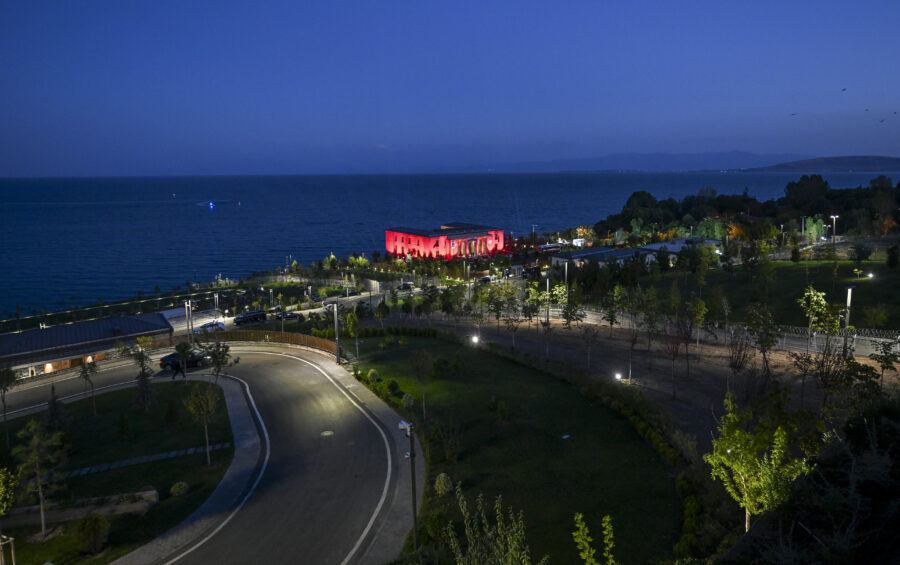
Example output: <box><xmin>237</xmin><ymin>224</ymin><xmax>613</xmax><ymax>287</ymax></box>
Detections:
<box><xmin>471</xmin><ymin>335</ymin><xmax>479</xmax><ymax>344</ymax></box>
<box><xmin>867</xmin><ymin>273</ymin><xmax>874</xmax><ymax>279</ymax></box>
<box><xmin>615</xmin><ymin>373</ymin><xmax>622</xmax><ymax>381</ymax></box>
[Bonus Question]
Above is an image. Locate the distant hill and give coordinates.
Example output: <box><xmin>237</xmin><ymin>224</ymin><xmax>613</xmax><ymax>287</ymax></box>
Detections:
<box><xmin>744</xmin><ymin>155</ymin><xmax>900</xmax><ymax>173</ymax></box>
<box><xmin>476</xmin><ymin>151</ymin><xmax>811</xmax><ymax>173</ymax></box>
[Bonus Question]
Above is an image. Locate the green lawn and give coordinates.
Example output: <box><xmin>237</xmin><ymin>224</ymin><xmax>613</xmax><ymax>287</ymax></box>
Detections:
<box><xmin>3</xmin><ymin>381</ymin><xmax>233</xmax><ymax>564</ymax></box>
<box><xmin>358</xmin><ymin>337</ymin><xmax>680</xmax><ymax>564</ymax></box>
<box><xmin>644</xmin><ymin>260</ymin><xmax>900</xmax><ymax>328</ymax></box>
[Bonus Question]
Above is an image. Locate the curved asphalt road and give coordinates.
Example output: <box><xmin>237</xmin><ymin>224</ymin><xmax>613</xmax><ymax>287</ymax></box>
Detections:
<box><xmin>4</xmin><ymin>346</ymin><xmax>418</xmax><ymax>564</ymax></box>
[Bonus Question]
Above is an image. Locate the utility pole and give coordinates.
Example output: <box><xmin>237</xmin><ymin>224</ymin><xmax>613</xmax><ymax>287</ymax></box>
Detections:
<box><xmin>333</xmin><ymin>302</ymin><xmax>340</xmax><ymax>364</ymax></box>
<box><xmin>400</xmin><ymin>421</ymin><xmax>418</xmax><ymax>552</ymax></box>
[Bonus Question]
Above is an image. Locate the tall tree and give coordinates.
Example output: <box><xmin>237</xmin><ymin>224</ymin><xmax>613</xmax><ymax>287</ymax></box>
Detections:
<box><xmin>0</xmin><ymin>369</ymin><xmax>17</xmax><ymax>448</ymax></box>
<box><xmin>704</xmin><ymin>394</ymin><xmax>808</xmax><ymax>532</ymax></box>
<box><xmin>13</xmin><ymin>420</ymin><xmax>67</xmax><ymax>539</ymax></box>
<box><xmin>374</xmin><ymin>300</ymin><xmax>389</xmax><ymax>330</ymax></box>
<box><xmin>183</xmin><ymin>384</ymin><xmax>220</xmax><ymax>466</ymax></box>
<box><xmin>79</xmin><ymin>360</ymin><xmax>99</xmax><ymax>416</ymax></box>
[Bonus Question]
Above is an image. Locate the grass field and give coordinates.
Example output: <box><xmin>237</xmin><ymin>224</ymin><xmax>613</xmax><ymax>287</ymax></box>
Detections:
<box><xmin>644</xmin><ymin>259</ymin><xmax>900</xmax><ymax>328</ymax></box>
<box><xmin>357</xmin><ymin>336</ymin><xmax>681</xmax><ymax>564</ymax></box>
<box><xmin>3</xmin><ymin>381</ymin><xmax>233</xmax><ymax>565</ymax></box>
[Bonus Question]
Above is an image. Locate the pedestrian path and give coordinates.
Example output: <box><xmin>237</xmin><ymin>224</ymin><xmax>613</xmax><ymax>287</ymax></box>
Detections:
<box><xmin>62</xmin><ymin>442</ymin><xmax>232</xmax><ymax>479</ymax></box>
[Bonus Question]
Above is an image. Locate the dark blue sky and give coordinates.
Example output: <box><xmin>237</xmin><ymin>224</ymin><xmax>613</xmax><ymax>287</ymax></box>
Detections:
<box><xmin>2</xmin><ymin>1</ymin><xmax>898</xmax><ymax>176</ymax></box>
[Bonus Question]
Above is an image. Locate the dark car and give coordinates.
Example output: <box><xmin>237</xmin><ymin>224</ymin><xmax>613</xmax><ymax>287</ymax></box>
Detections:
<box><xmin>276</xmin><ymin>311</ymin><xmax>300</xmax><ymax>320</ymax></box>
<box><xmin>234</xmin><ymin>310</ymin><xmax>266</xmax><ymax>325</ymax></box>
<box><xmin>159</xmin><ymin>348</ymin><xmax>212</xmax><ymax>371</ymax></box>
<box><xmin>344</xmin><ymin>288</ymin><xmax>360</xmax><ymax>296</ymax></box>
<box><xmin>397</xmin><ymin>282</ymin><xmax>414</xmax><ymax>291</ymax></box>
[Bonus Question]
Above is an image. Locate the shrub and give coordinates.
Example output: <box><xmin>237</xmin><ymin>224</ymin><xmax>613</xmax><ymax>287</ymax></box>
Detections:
<box><xmin>387</xmin><ymin>379</ymin><xmax>400</xmax><ymax>395</ymax></box>
<box><xmin>74</xmin><ymin>514</ymin><xmax>110</xmax><ymax>554</ymax></box>
<box><xmin>170</xmin><ymin>481</ymin><xmax>190</xmax><ymax>498</ymax></box>
<box><xmin>367</xmin><ymin>369</ymin><xmax>379</xmax><ymax>383</ymax></box>
<box><xmin>434</xmin><ymin>472</ymin><xmax>453</xmax><ymax>497</ymax></box>
<box><xmin>424</xmin><ymin>504</ymin><xmax>448</xmax><ymax>541</ymax></box>
<box><xmin>402</xmin><ymin>393</ymin><xmax>415</xmax><ymax>411</ymax></box>
<box><xmin>675</xmin><ymin>471</ymin><xmax>695</xmax><ymax>497</ymax></box>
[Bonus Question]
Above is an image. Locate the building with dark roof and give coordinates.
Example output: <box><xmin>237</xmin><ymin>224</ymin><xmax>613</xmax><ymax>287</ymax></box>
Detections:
<box><xmin>385</xmin><ymin>222</ymin><xmax>505</xmax><ymax>260</ymax></box>
<box><xmin>0</xmin><ymin>313</ymin><xmax>173</xmax><ymax>379</ymax></box>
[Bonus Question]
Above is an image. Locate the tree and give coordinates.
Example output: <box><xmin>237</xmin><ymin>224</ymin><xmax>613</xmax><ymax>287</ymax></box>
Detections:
<box><xmin>869</xmin><ymin>341</ymin><xmax>900</xmax><ymax>390</ymax></box>
<box><xmin>79</xmin><ymin>360</ymin><xmax>99</xmax><ymax>416</ymax></box>
<box><xmin>174</xmin><ymin>342</ymin><xmax>193</xmax><ymax>381</ymax></box>
<box><xmin>74</xmin><ymin>514</ymin><xmax>110</xmax><ymax>555</ymax></box>
<box><xmin>345</xmin><ymin>311</ymin><xmax>359</xmax><ymax>359</ymax></box>
<box><xmin>0</xmin><ymin>369</ymin><xmax>17</xmax><ymax>448</ymax></box>
<box><xmin>375</xmin><ymin>300</ymin><xmax>389</xmax><ymax>330</ymax></box>
<box><xmin>662</xmin><ymin>331</ymin><xmax>681</xmax><ymax>399</ymax></box>
<box><xmin>727</xmin><ymin>327</ymin><xmax>755</xmax><ymax>394</ymax></box>
<box><xmin>183</xmin><ymin>384</ymin><xmax>220</xmax><ymax>466</ymax></box>
<box><xmin>572</xmin><ymin>513</ymin><xmax>617</xmax><ymax>565</ymax></box>
<box><xmin>409</xmin><ymin>349</ymin><xmax>433</xmax><ymax>421</ymax></box>
<box><xmin>887</xmin><ymin>245</ymin><xmax>899</xmax><ymax>270</ymax></box>
<box><xmin>13</xmin><ymin>420</ymin><xmax>67</xmax><ymax>539</ymax></box>
<box><xmin>581</xmin><ymin>325</ymin><xmax>602</xmax><ymax>369</ymax></box>
<box><xmin>704</xmin><ymin>394</ymin><xmax>808</xmax><ymax>532</ymax></box>
<box><xmin>502</xmin><ymin>300</ymin><xmax>524</xmax><ymax>348</ymax></box>
<box><xmin>444</xmin><ymin>484</ymin><xmax>549</xmax><ymax>565</ymax></box>
<box><xmin>123</xmin><ymin>337</ymin><xmax>155</xmax><ymax>413</ymax></box>
<box><xmin>746</xmin><ymin>302</ymin><xmax>782</xmax><ymax>378</ymax></box>
<box><xmin>45</xmin><ymin>384</ymin><xmax>67</xmax><ymax>433</ymax></box>
<box><xmin>202</xmin><ymin>340</ymin><xmax>238</xmax><ymax>384</ymax></box>
<box><xmin>603</xmin><ymin>285</ymin><xmax>625</xmax><ymax>336</ymax></box>
<box><xmin>797</xmin><ymin>286</ymin><xmax>828</xmax><ymax>354</ymax></box>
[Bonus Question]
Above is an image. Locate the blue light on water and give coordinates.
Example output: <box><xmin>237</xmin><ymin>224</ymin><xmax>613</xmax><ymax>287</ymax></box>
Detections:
<box><xmin>209</xmin><ymin>201</ymin><xmax>214</xmax><ymax>209</ymax></box>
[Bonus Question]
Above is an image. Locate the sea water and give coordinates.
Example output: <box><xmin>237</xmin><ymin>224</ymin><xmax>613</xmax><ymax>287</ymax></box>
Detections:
<box><xmin>0</xmin><ymin>171</ymin><xmax>894</xmax><ymax>315</ymax></box>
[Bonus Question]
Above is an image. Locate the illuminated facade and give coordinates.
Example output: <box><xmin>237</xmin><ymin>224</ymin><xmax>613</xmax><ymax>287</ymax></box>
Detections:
<box><xmin>386</xmin><ymin>222</ymin><xmax>505</xmax><ymax>260</ymax></box>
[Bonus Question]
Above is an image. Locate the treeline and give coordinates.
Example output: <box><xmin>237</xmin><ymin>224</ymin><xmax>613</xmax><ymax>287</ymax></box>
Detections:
<box><xmin>591</xmin><ymin>174</ymin><xmax>900</xmax><ymax>242</ymax></box>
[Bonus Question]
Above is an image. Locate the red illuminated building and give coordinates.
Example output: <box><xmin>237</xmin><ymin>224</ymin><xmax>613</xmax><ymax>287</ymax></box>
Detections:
<box><xmin>385</xmin><ymin>223</ymin><xmax>505</xmax><ymax>260</ymax></box>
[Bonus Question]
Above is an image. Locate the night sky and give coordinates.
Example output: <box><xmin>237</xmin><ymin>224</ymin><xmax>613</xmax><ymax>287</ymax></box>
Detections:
<box><xmin>2</xmin><ymin>1</ymin><xmax>898</xmax><ymax>176</ymax></box>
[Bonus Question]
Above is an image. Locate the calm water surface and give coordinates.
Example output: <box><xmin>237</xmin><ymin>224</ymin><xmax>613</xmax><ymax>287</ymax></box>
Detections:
<box><xmin>0</xmin><ymin>171</ymin><xmax>894</xmax><ymax>315</ymax></box>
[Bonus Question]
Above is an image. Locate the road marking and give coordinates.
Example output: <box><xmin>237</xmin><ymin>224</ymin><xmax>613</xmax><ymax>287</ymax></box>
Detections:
<box><xmin>164</xmin><ymin>373</ymin><xmax>270</xmax><ymax>564</ymax></box>
<box><xmin>260</xmin><ymin>351</ymin><xmax>393</xmax><ymax>565</ymax></box>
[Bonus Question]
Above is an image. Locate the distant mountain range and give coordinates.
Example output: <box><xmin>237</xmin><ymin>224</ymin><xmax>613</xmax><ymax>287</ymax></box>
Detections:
<box><xmin>476</xmin><ymin>152</ymin><xmax>900</xmax><ymax>173</ymax></box>
<box><xmin>741</xmin><ymin>155</ymin><xmax>900</xmax><ymax>173</ymax></box>
<box><xmin>480</xmin><ymin>151</ymin><xmax>811</xmax><ymax>173</ymax></box>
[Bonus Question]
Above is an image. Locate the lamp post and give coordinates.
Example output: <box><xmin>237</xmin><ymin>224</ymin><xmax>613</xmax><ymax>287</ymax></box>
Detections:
<box><xmin>333</xmin><ymin>302</ymin><xmax>340</xmax><ymax>364</ymax></box>
<box><xmin>830</xmin><ymin>215</ymin><xmax>839</xmax><ymax>248</ymax></box>
<box><xmin>843</xmin><ymin>286</ymin><xmax>854</xmax><ymax>357</ymax></box>
<box><xmin>399</xmin><ymin>421</ymin><xmax>418</xmax><ymax>552</ymax></box>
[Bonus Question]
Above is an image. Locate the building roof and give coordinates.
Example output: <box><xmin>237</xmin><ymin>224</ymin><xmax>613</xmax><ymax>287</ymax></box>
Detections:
<box><xmin>0</xmin><ymin>313</ymin><xmax>172</xmax><ymax>365</ymax></box>
<box><xmin>386</xmin><ymin>222</ymin><xmax>502</xmax><ymax>239</ymax></box>
<box><xmin>555</xmin><ymin>246</ymin><xmax>651</xmax><ymax>262</ymax></box>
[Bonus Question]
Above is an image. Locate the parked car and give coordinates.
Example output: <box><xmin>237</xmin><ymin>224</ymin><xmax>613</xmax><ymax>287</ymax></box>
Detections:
<box><xmin>194</xmin><ymin>321</ymin><xmax>225</xmax><ymax>333</ymax></box>
<box><xmin>234</xmin><ymin>310</ymin><xmax>266</xmax><ymax>325</ymax></box>
<box><xmin>276</xmin><ymin>311</ymin><xmax>300</xmax><ymax>320</ymax></box>
<box><xmin>477</xmin><ymin>276</ymin><xmax>493</xmax><ymax>284</ymax></box>
<box><xmin>159</xmin><ymin>348</ymin><xmax>212</xmax><ymax>371</ymax></box>
<box><xmin>398</xmin><ymin>282</ymin><xmax>414</xmax><ymax>291</ymax></box>
<box><xmin>344</xmin><ymin>288</ymin><xmax>360</xmax><ymax>296</ymax></box>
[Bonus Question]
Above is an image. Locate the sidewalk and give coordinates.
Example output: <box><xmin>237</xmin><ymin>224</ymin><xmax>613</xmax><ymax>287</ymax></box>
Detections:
<box><xmin>112</xmin><ymin>373</ymin><xmax>262</xmax><ymax>565</ymax></box>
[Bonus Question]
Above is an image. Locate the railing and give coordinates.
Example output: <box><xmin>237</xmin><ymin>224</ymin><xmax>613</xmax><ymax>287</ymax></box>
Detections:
<box><xmin>170</xmin><ymin>330</ymin><xmax>337</xmax><ymax>354</ymax></box>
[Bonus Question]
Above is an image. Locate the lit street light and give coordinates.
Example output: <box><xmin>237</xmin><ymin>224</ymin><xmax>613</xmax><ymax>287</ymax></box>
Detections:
<box><xmin>830</xmin><ymin>215</ymin><xmax>839</xmax><ymax>248</ymax></box>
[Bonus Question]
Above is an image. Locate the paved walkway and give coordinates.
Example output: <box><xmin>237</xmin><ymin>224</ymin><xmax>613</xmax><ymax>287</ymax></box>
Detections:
<box><xmin>63</xmin><ymin>443</ymin><xmax>231</xmax><ymax>479</ymax></box>
<box><xmin>112</xmin><ymin>373</ymin><xmax>262</xmax><ymax>565</ymax></box>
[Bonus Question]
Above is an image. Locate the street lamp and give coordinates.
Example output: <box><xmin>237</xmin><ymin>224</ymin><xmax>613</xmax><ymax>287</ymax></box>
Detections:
<box><xmin>399</xmin><ymin>420</ymin><xmax>418</xmax><ymax>552</ymax></box>
<box><xmin>471</xmin><ymin>335</ymin><xmax>479</xmax><ymax>344</ymax></box>
<box><xmin>842</xmin><ymin>286</ymin><xmax>854</xmax><ymax>357</ymax></box>
<box><xmin>830</xmin><ymin>215</ymin><xmax>839</xmax><ymax>248</ymax></box>
<box><xmin>615</xmin><ymin>373</ymin><xmax>622</xmax><ymax>381</ymax></box>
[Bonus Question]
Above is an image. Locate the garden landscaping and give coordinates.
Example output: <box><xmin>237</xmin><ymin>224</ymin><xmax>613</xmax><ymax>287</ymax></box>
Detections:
<box><xmin>0</xmin><ymin>381</ymin><xmax>233</xmax><ymax>564</ymax></box>
<box><xmin>353</xmin><ymin>334</ymin><xmax>681</xmax><ymax>563</ymax></box>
